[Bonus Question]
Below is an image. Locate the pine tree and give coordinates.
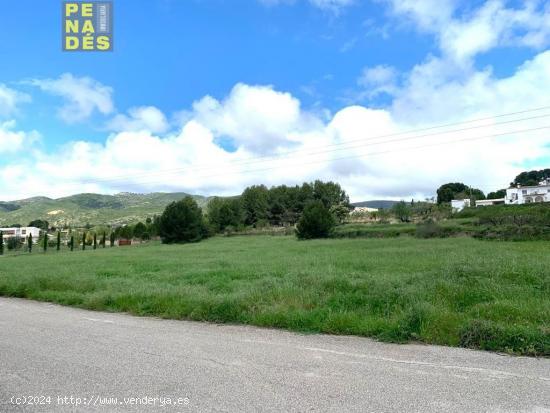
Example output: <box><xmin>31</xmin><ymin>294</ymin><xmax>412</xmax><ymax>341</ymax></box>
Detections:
<box><xmin>0</xmin><ymin>231</ymin><xmax>3</xmax><ymax>256</ymax></box>
<box><xmin>28</xmin><ymin>233</ymin><xmax>33</xmax><ymax>253</ymax></box>
<box><xmin>57</xmin><ymin>231</ymin><xmax>61</xmax><ymax>251</ymax></box>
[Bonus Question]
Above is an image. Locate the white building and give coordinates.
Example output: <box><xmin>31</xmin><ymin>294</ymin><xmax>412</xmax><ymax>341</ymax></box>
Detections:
<box><xmin>506</xmin><ymin>180</ymin><xmax>550</xmax><ymax>205</ymax></box>
<box><xmin>476</xmin><ymin>198</ymin><xmax>505</xmax><ymax>207</ymax></box>
<box><xmin>351</xmin><ymin>207</ymin><xmax>379</xmax><ymax>214</ymax></box>
<box><xmin>0</xmin><ymin>227</ymin><xmax>41</xmax><ymax>242</ymax></box>
<box><xmin>451</xmin><ymin>199</ymin><xmax>471</xmax><ymax>212</ymax></box>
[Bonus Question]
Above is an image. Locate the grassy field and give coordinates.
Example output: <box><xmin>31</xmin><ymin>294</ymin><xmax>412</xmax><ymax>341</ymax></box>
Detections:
<box><xmin>0</xmin><ymin>236</ymin><xmax>548</xmax><ymax>356</ymax></box>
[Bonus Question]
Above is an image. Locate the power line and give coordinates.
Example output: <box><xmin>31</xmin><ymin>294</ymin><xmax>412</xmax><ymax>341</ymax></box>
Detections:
<box><xmin>89</xmin><ymin>124</ymin><xmax>550</xmax><ymax>189</ymax></box>
<box><xmin>82</xmin><ymin>105</ymin><xmax>550</xmax><ymax>185</ymax></box>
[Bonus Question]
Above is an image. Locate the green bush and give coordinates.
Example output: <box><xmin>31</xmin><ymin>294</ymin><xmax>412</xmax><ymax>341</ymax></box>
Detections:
<box><xmin>296</xmin><ymin>201</ymin><xmax>336</xmax><ymax>239</ymax></box>
<box><xmin>159</xmin><ymin>196</ymin><xmax>208</xmax><ymax>244</ymax></box>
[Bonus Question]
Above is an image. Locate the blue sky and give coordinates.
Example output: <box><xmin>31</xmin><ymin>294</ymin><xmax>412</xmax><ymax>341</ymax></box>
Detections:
<box><xmin>0</xmin><ymin>0</ymin><xmax>549</xmax><ymax>200</ymax></box>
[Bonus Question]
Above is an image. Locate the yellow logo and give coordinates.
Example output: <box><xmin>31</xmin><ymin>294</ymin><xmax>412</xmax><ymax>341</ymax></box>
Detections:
<box><xmin>63</xmin><ymin>2</ymin><xmax>113</xmax><ymax>51</ymax></box>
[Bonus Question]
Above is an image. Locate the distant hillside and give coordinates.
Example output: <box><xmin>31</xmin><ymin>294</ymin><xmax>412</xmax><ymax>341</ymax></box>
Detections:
<box><xmin>0</xmin><ymin>192</ymin><xmax>208</xmax><ymax>228</ymax></box>
<box><xmin>352</xmin><ymin>200</ymin><xmax>398</xmax><ymax>210</ymax></box>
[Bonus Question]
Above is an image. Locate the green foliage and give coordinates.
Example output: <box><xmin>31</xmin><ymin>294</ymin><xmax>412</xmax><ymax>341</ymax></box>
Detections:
<box><xmin>486</xmin><ymin>189</ymin><xmax>507</xmax><ymax>199</ymax></box>
<box><xmin>241</xmin><ymin>185</ymin><xmax>270</xmax><ymax>226</ymax></box>
<box><xmin>29</xmin><ymin>219</ymin><xmax>49</xmax><ymax>230</ymax></box>
<box><xmin>0</xmin><ymin>192</ymin><xmax>208</xmax><ymax>229</ymax></box>
<box><xmin>43</xmin><ymin>232</ymin><xmax>48</xmax><ymax>252</ymax></box>
<box><xmin>512</xmin><ymin>168</ymin><xmax>550</xmax><ymax>187</ymax></box>
<box><xmin>296</xmin><ymin>201</ymin><xmax>336</xmax><ymax>239</ymax></box>
<box><xmin>110</xmin><ymin>232</ymin><xmax>115</xmax><ymax>247</ymax></box>
<box><xmin>456</xmin><ymin>204</ymin><xmax>550</xmax><ymax>241</ymax></box>
<box><xmin>207</xmin><ymin>197</ymin><xmax>244</xmax><ymax>232</ymax></box>
<box><xmin>133</xmin><ymin>222</ymin><xmax>147</xmax><ymax>239</ymax></box>
<box><xmin>93</xmin><ymin>233</ymin><xmax>97</xmax><ymax>250</ymax></box>
<box><xmin>6</xmin><ymin>237</ymin><xmax>21</xmax><ymax>251</ymax></box>
<box><xmin>102</xmin><ymin>232</ymin><xmax>106</xmax><ymax>248</ymax></box>
<box><xmin>0</xmin><ymin>231</ymin><xmax>3</xmax><ymax>256</ymax></box>
<box><xmin>437</xmin><ymin>183</ymin><xmax>486</xmax><ymax>204</ymax></box>
<box><xmin>391</xmin><ymin>201</ymin><xmax>412</xmax><ymax>222</ymax></box>
<box><xmin>159</xmin><ymin>196</ymin><xmax>208</xmax><ymax>244</ymax></box>
<box><xmin>27</xmin><ymin>234</ymin><xmax>32</xmax><ymax>252</ymax></box>
<box><xmin>415</xmin><ymin>221</ymin><xmax>447</xmax><ymax>238</ymax></box>
<box><xmin>57</xmin><ymin>232</ymin><xmax>61</xmax><ymax>251</ymax></box>
<box><xmin>70</xmin><ymin>236</ymin><xmax>74</xmax><ymax>252</ymax></box>
<box><xmin>330</xmin><ymin>204</ymin><xmax>351</xmax><ymax>224</ymax></box>
<box><xmin>0</xmin><ymin>237</ymin><xmax>547</xmax><ymax>356</ymax></box>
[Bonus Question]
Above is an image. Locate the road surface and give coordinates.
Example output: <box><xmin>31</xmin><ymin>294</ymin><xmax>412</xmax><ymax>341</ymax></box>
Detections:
<box><xmin>0</xmin><ymin>297</ymin><xmax>548</xmax><ymax>412</ymax></box>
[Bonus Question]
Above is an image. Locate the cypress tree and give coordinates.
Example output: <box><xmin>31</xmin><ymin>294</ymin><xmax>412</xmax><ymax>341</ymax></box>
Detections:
<box><xmin>93</xmin><ymin>233</ymin><xmax>97</xmax><ymax>250</ymax></box>
<box><xmin>0</xmin><ymin>231</ymin><xmax>3</xmax><ymax>256</ymax></box>
<box><xmin>70</xmin><ymin>236</ymin><xmax>74</xmax><ymax>252</ymax></box>
<box><xmin>110</xmin><ymin>232</ymin><xmax>115</xmax><ymax>247</ymax></box>
<box><xmin>82</xmin><ymin>232</ymin><xmax>86</xmax><ymax>251</ymax></box>
<box><xmin>28</xmin><ymin>233</ymin><xmax>33</xmax><ymax>253</ymax></box>
<box><xmin>102</xmin><ymin>232</ymin><xmax>106</xmax><ymax>248</ymax></box>
<box><xmin>57</xmin><ymin>231</ymin><xmax>61</xmax><ymax>251</ymax></box>
<box><xmin>43</xmin><ymin>232</ymin><xmax>48</xmax><ymax>252</ymax></box>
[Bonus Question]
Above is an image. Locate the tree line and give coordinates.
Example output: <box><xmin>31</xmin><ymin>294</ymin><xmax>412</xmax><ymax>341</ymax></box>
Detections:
<box><xmin>159</xmin><ymin>180</ymin><xmax>351</xmax><ymax>243</ymax></box>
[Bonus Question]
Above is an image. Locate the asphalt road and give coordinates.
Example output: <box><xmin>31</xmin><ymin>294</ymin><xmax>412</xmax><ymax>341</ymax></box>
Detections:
<box><xmin>0</xmin><ymin>298</ymin><xmax>548</xmax><ymax>412</ymax></box>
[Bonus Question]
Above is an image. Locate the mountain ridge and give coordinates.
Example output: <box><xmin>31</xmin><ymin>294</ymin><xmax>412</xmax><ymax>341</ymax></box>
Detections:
<box><xmin>0</xmin><ymin>192</ymin><xmax>209</xmax><ymax>228</ymax></box>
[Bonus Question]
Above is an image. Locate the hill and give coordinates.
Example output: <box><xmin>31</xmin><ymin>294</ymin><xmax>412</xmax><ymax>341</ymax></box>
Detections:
<box><xmin>0</xmin><ymin>192</ymin><xmax>208</xmax><ymax>228</ymax></box>
<box><xmin>351</xmin><ymin>200</ymin><xmax>398</xmax><ymax>209</ymax></box>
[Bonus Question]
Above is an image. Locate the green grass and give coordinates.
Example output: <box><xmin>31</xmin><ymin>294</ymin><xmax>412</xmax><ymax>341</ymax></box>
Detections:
<box><xmin>0</xmin><ymin>236</ymin><xmax>548</xmax><ymax>356</ymax></box>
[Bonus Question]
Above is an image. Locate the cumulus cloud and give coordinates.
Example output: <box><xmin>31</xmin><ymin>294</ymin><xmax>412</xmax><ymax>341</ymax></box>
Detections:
<box><xmin>29</xmin><ymin>73</ymin><xmax>114</xmax><ymax>123</ymax></box>
<box><xmin>107</xmin><ymin>106</ymin><xmax>169</xmax><ymax>134</ymax></box>
<box><xmin>0</xmin><ymin>120</ymin><xmax>40</xmax><ymax>154</ymax></box>
<box><xmin>2</xmin><ymin>50</ymin><xmax>550</xmax><ymax>202</ymax></box>
<box><xmin>191</xmin><ymin>83</ymin><xmax>323</xmax><ymax>153</ymax></box>
<box><xmin>0</xmin><ymin>84</ymin><xmax>30</xmax><ymax>118</ymax></box>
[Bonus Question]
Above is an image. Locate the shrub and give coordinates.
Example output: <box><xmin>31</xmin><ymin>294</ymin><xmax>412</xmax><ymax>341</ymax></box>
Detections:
<box><xmin>296</xmin><ymin>201</ymin><xmax>336</xmax><ymax>240</ymax></box>
<box><xmin>415</xmin><ymin>220</ymin><xmax>446</xmax><ymax>239</ymax></box>
<box><xmin>7</xmin><ymin>236</ymin><xmax>21</xmax><ymax>251</ymax></box>
<box><xmin>159</xmin><ymin>196</ymin><xmax>208</xmax><ymax>244</ymax></box>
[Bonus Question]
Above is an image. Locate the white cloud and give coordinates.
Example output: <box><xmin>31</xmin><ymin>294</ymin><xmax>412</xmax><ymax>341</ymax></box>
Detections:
<box><xmin>29</xmin><ymin>73</ymin><xmax>114</xmax><ymax>123</ymax></box>
<box><xmin>384</xmin><ymin>0</ymin><xmax>550</xmax><ymax>63</ymax></box>
<box><xmin>2</xmin><ymin>49</ymin><xmax>550</xmax><ymax>202</ymax></box>
<box><xmin>107</xmin><ymin>106</ymin><xmax>169</xmax><ymax>134</ymax></box>
<box><xmin>191</xmin><ymin>83</ymin><xmax>323</xmax><ymax>153</ymax></box>
<box><xmin>0</xmin><ymin>84</ymin><xmax>30</xmax><ymax>118</ymax></box>
<box><xmin>0</xmin><ymin>120</ymin><xmax>40</xmax><ymax>154</ymax></box>
<box><xmin>357</xmin><ymin>65</ymin><xmax>399</xmax><ymax>98</ymax></box>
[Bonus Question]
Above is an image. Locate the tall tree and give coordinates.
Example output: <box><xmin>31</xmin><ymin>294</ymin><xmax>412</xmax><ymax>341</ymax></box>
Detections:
<box><xmin>0</xmin><ymin>231</ymin><xmax>3</xmax><ymax>256</ymax></box>
<box><xmin>28</xmin><ymin>233</ymin><xmax>32</xmax><ymax>253</ymax></box>
<box><xmin>512</xmin><ymin>169</ymin><xmax>550</xmax><ymax>187</ymax></box>
<box><xmin>296</xmin><ymin>201</ymin><xmax>336</xmax><ymax>240</ymax></box>
<box><xmin>57</xmin><ymin>231</ymin><xmax>61</xmax><ymax>251</ymax></box>
<box><xmin>82</xmin><ymin>232</ymin><xmax>86</xmax><ymax>251</ymax></box>
<box><xmin>241</xmin><ymin>185</ymin><xmax>270</xmax><ymax>226</ymax></box>
<box><xmin>159</xmin><ymin>196</ymin><xmax>208</xmax><ymax>244</ymax></box>
<box><xmin>436</xmin><ymin>183</ymin><xmax>485</xmax><ymax>204</ymax></box>
<box><xmin>43</xmin><ymin>232</ymin><xmax>48</xmax><ymax>252</ymax></box>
